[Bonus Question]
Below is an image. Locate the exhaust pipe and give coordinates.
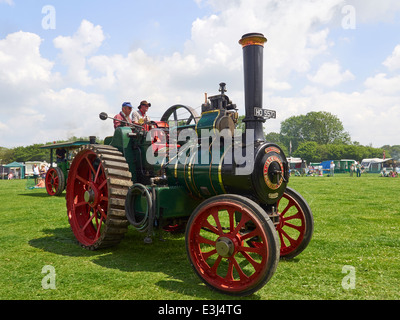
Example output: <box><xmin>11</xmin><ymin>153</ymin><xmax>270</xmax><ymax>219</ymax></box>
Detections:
<box><xmin>239</xmin><ymin>33</ymin><xmax>268</xmax><ymax>143</ymax></box>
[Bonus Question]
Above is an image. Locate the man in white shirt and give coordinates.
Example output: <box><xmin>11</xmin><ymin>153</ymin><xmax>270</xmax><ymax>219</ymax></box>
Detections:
<box><xmin>131</xmin><ymin>100</ymin><xmax>151</xmax><ymax>125</ymax></box>
<box><xmin>33</xmin><ymin>164</ymin><xmax>40</xmax><ymax>184</ymax></box>
<box><xmin>330</xmin><ymin>161</ymin><xmax>335</xmax><ymax>176</ymax></box>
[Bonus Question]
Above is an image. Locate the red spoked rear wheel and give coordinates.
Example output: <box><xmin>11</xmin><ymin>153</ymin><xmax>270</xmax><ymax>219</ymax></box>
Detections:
<box><xmin>45</xmin><ymin>167</ymin><xmax>65</xmax><ymax>196</ymax></box>
<box><xmin>66</xmin><ymin>145</ymin><xmax>132</xmax><ymax>250</ymax></box>
<box><xmin>186</xmin><ymin>194</ymin><xmax>279</xmax><ymax>296</ymax></box>
<box><xmin>276</xmin><ymin>187</ymin><xmax>314</xmax><ymax>259</ymax></box>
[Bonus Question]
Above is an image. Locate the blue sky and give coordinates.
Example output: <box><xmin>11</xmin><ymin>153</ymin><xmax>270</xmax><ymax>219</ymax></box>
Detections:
<box><xmin>1</xmin><ymin>0</ymin><xmax>400</xmax><ymax>149</ymax></box>
<box><xmin>0</xmin><ymin>1</ymin><xmax>211</xmax><ymax>57</ymax></box>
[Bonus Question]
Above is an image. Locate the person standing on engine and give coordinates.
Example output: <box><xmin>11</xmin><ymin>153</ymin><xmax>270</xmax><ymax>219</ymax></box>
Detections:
<box><xmin>114</xmin><ymin>102</ymin><xmax>133</xmax><ymax>129</ymax></box>
<box><xmin>131</xmin><ymin>100</ymin><xmax>151</xmax><ymax>125</ymax></box>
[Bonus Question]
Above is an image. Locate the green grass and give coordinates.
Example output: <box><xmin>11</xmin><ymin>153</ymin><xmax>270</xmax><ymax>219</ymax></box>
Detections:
<box><xmin>0</xmin><ymin>174</ymin><xmax>399</xmax><ymax>300</ymax></box>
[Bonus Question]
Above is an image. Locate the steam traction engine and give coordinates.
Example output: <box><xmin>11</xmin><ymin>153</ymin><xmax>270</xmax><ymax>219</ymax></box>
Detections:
<box><xmin>65</xmin><ymin>33</ymin><xmax>314</xmax><ymax>296</ymax></box>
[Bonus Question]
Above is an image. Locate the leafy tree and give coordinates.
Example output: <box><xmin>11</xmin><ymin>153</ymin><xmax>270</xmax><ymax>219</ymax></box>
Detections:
<box><xmin>13</xmin><ymin>144</ymin><xmax>50</xmax><ymax>162</ymax></box>
<box><xmin>294</xmin><ymin>141</ymin><xmax>320</xmax><ymax>163</ymax></box>
<box><xmin>280</xmin><ymin>111</ymin><xmax>351</xmax><ymax>153</ymax></box>
<box><xmin>279</xmin><ymin>114</ymin><xmax>306</xmax><ymax>152</ymax></box>
<box><xmin>0</xmin><ymin>147</ymin><xmax>14</xmax><ymax>164</ymax></box>
<box><xmin>265</xmin><ymin>132</ymin><xmax>282</xmax><ymax>144</ymax></box>
<box><xmin>302</xmin><ymin>111</ymin><xmax>351</xmax><ymax>145</ymax></box>
<box><xmin>382</xmin><ymin>145</ymin><xmax>399</xmax><ymax>160</ymax></box>
<box><xmin>265</xmin><ymin>132</ymin><xmax>288</xmax><ymax>155</ymax></box>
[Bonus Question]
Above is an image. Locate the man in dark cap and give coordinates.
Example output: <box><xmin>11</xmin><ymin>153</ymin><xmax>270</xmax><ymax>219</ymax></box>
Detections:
<box><xmin>131</xmin><ymin>100</ymin><xmax>151</xmax><ymax>125</ymax></box>
<box><xmin>113</xmin><ymin>102</ymin><xmax>133</xmax><ymax>129</ymax></box>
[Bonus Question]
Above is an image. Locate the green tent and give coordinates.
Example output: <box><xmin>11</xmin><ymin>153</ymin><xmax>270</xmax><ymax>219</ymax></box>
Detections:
<box><xmin>4</xmin><ymin>162</ymin><xmax>25</xmax><ymax>179</ymax></box>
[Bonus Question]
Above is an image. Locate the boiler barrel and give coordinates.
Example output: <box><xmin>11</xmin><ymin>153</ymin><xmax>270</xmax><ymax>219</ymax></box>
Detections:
<box><xmin>163</xmin><ymin>141</ymin><xmax>288</xmax><ymax>205</ymax></box>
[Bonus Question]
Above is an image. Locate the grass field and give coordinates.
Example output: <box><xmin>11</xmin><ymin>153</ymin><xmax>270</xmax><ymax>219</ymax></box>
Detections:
<box><xmin>0</xmin><ymin>174</ymin><xmax>399</xmax><ymax>300</ymax></box>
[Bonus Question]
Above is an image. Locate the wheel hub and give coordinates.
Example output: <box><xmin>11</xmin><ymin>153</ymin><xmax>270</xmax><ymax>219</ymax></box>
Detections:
<box><xmin>84</xmin><ymin>184</ymin><xmax>99</xmax><ymax>207</ymax></box>
<box><xmin>84</xmin><ymin>189</ymin><xmax>95</xmax><ymax>204</ymax></box>
<box><xmin>216</xmin><ymin>237</ymin><xmax>235</xmax><ymax>258</ymax></box>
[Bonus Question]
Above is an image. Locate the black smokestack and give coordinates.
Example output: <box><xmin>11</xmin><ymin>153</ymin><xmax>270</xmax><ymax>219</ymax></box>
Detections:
<box><xmin>239</xmin><ymin>33</ymin><xmax>267</xmax><ymax>143</ymax></box>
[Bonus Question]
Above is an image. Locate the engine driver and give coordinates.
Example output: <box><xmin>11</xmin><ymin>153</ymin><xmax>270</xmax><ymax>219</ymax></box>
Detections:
<box><xmin>131</xmin><ymin>100</ymin><xmax>151</xmax><ymax>125</ymax></box>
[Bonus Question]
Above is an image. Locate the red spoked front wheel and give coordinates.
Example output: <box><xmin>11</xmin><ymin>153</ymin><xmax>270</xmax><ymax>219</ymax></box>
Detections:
<box><xmin>45</xmin><ymin>167</ymin><xmax>65</xmax><ymax>196</ymax></box>
<box><xmin>276</xmin><ymin>187</ymin><xmax>314</xmax><ymax>259</ymax></box>
<box><xmin>186</xmin><ymin>194</ymin><xmax>279</xmax><ymax>296</ymax></box>
<box><xmin>66</xmin><ymin>145</ymin><xmax>132</xmax><ymax>250</ymax></box>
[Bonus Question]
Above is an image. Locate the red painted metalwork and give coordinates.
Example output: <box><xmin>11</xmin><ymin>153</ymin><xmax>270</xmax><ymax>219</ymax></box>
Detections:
<box><xmin>45</xmin><ymin>167</ymin><xmax>61</xmax><ymax>196</ymax></box>
<box><xmin>66</xmin><ymin>149</ymin><xmax>108</xmax><ymax>247</ymax></box>
<box><xmin>276</xmin><ymin>190</ymin><xmax>308</xmax><ymax>258</ymax></box>
<box><xmin>186</xmin><ymin>196</ymin><xmax>278</xmax><ymax>295</ymax></box>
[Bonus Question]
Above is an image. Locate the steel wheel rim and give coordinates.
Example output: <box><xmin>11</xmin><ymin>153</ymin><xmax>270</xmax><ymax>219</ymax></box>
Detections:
<box><xmin>187</xmin><ymin>200</ymin><xmax>270</xmax><ymax>293</ymax></box>
<box><xmin>276</xmin><ymin>193</ymin><xmax>306</xmax><ymax>257</ymax></box>
<box><xmin>67</xmin><ymin>150</ymin><xmax>108</xmax><ymax>246</ymax></box>
<box><xmin>45</xmin><ymin>168</ymin><xmax>59</xmax><ymax>196</ymax></box>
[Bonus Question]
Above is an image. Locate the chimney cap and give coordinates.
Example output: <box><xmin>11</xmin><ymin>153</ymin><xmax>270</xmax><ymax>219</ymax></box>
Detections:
<box><xmin>239</xmin><ymin>33</ymin><xmax>267</xmax><ymax>48</ymax></box>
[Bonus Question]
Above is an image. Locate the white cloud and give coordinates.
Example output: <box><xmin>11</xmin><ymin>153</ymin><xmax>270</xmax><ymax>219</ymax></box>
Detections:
<box><xmin>308</xmin><ymin>61</ymin><xmax>355</xmax><ymax>87</ymax></box>
<box><xmin>364</xmin><ymin>73</ymin><xmax>400</xmax><ymax>95</ymax></box>
<box><xmin>53</xmin><ymin>20</ymin><xmax>105</xmax><ymax>86</ymax></box>
<box><xmin>0</xmin><ymin>88</ymin><xmax>111</xmax><ymax>148</ymax></box>
<box><xmin>0</xmin><ymin>31</ymin><xmax>54</xmax><ymax>86</ymax></box>
<box><xmin>188</xmin><ymin>0</ymin><xmax>341</xmax><ymax>79</ymax></box>
<box><xmin>0</xmin><ymin>31</ymin><xmax>57</xmax><ymax>121</ymax></box>
<box><xmin>383</xmin><ymin>45</ymin><xmax>400</xmax><ymax>71</ymax></box>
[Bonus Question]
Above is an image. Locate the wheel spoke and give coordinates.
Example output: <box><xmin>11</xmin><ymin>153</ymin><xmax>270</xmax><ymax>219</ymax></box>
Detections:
<box><xmin>210</xmin><ymin>255</ymin><xmax>222</xmax><ymax>274</ymax></box>
<box><xmin>97</xmin><ymin>179</ymin><xmax>107</xmax><ymax>192</ymax></box>
<box><xmin>96</xmin><ymin>204</ymin><xmax>107</xmax><ymax>221</ymax></box>
<box><xmin>198</xmin><ymin>235</ymin><xmax>216</xmax><ymax>247</ymax></box>
<box><xmin>81</xmin><ymin>209</ymin><xmax>96</xmax><ymax>232</ymax></box>
<box><xmin>238</xmin><ymin>245</ymin><xmax>264</xmax><ymax>255</ymax></box>
<box><xmin>202</xmin><ymin>249</ymin><xmax>217</xmax><ymax>260</ymax></box>
<box><xmin>211</xmin><ymin>208</ymin><xmax>224</xmax><ymax>236</ymax></box>
<box><xmin>95</xmin><ymin>214</ymin><xmax>104</xmax><ymax>239</ymax></box>
<box><xmin>240</xmin><ymin>251</ymin><xmax>262</xmax><ymax>270</ymax></box>
<box><xmin>233</xmin><ymin>215</ymin><xmax>250</xmax><ymax>234</ymax></box>
<box><xmin>279</xmin><ymin>199</ymin><xmax>295</xmax><ymax>218</ymax></box>
<box><xmin>93</xmin><ymin>162</ymin><xmax>103</xmax><ymax>183</ymax></box>
<box><xmin>281</xmin><ymin>210</ymin><xmax>302</xmax><ymax>222</ymax></box>
<box><xmin>226</xmin><ymin>260</ymin><xmax>235</xmax><ymax>281</ymax></box>
<box><xmin>76</xmin><ymin>173</ymin><xmax>89</xmax><ymax>185</ymax></box>
<box><xmin>283</xmin><ymin>221</ymin><xmax>304</xmax><ymax>232</ymax></box>
<box><xmin>240</xmin><ymin>228</ymin><xmax>260</xmax><ymax>241</ymax></box>
<box><xmin>278</xmin><ymin>227</ymin><xmax>299</xmax><ymax>247</ymax></box>
<box><xmin>232</xmin><ymin>257</ymin><xmax>249</xmax><ymax>281</ymax></box>
<box><xmin>202</xmin><ymin>220</ymin><xmax>220</xmax><ymax>235</ymax></box>
<box><xmin>278</xmin><ymin>231</ymin><xmax>287</xmax><ymax>249</ymax></box>
<box><xmin>74</xmin><ymin>200</ymin><xmax>87</xmax><ymax>208</ymax></box>
<box><xmin>227</xmin><ymin>207</ymin><xmax>235</xmax><ymax>232</ymax></box>
<box><xmin>84</xmin><ymin>156</ymin><xmax>96</xmax><ymax>177</ymax></box>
